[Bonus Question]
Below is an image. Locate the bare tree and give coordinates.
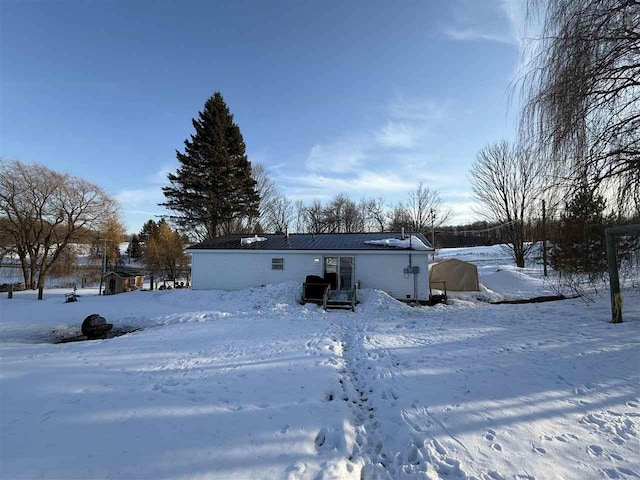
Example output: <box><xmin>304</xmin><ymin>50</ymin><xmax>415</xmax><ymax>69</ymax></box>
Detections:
<box><xmin>405</xmin><ymin>182</ymin><xmax>452</xmax><ymax>235</ymax></box>
<box><xmin>342</xmin><ymin>198</ymin><xmax>362</xmax><ymax>232</ymax></box>
<box><xmin>322</xmin><ymin>194</ymin><xmax>346</xmax><ymax>233</ymax></box>
<box><xmin>0</xmin><ymin>160</ymin><xmax>119</xmax><ymax>290</ymax></box>
<box><xmin>304</xmin><ymin>200</ymin><xmax>326</xmax><ymax>234</ymax></box>
<box><xmin>387</xmin><ymin>205</ymin><xmax>413</xmax><ymax>232</ymax></box>
<box><xmin>385</xmin><ymin>183</ymin><xmax>452</xmax><ymax>242</ymax></box>
<box><xmin>470</xmin><ymin>141</ymin><xmax>545</xmax><ymax>267</ymax></box>
<box><xmin>366</xmin><ymin>197</ymin><xmax>388</xmax><ymax>232</ymax></box>
<box><xmin>264</xmin><ymin>195</ymin><xmax>293</xmax><ymax>234</ymax></box>
<box><xmin>293</xmin><ymin>199</ymin><xmax>306</xmax><ymax>233</ymax></box>
<box><xmin>521</xmin><ymin>0</ymin><xmax>640</xmax><ymax>215</ymax></box>
<box><xmin>0</xmin><ymin>217</ymin><xmax>13</xmax><ymax>265</ymax></box>
<box><xmin>252</xmin><ymin>164</ymin><xmax>278</xmax><ymax>230</ymax></box>
<box><xmin>356</xmin><ymin>198</ymin><xmax>374</xmax><ymax>232</ymax></box>
<box><xmin>320</xmin><ymin>194</ymin><xmax>363</xmax><ymax>233</ymax></box>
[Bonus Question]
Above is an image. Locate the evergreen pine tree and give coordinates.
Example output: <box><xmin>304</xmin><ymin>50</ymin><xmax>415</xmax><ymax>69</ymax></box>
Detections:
<box><xmin>161</xmin><ymin>92</ymin><xmax>259</xmax><ymax>239</ymax></box>
<box><xmin>139</xmin><ymin>219</ymin><xmax>159</xmax><ymax>244</ymax></box>
<box><xmin>138</xmin><ymin>219</ymin><xmax>159</xmax><ymax>264</ymax></box>
<box><xmin>551</xmin><ymin>184</ymin><xmax>609</xmax><ymax>276</ymax></box>
<box><xmin>127</xmin><ymin>234</ymin><xmax>142</xmax><ymax>260</ymax></box>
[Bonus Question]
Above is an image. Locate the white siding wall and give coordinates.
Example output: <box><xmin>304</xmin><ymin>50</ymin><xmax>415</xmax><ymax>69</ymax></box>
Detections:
<box><xmin>191</xmin><ymin>251</ymin><xmax>431</xmax><ymax>300</ymax></box>
<box><xmin>191</xmin><ymin>252</ymin><xmax>323</xmax><ymax>291</ymax></box>
<box><xmin>354</xmin><ymin>253</ymin><xmax>430</xmax><ymax>300</ymax></box>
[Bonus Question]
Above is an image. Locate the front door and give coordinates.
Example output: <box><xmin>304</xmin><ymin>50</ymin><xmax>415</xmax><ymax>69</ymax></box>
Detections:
<box><xmin>324</xmin><ymin>257</ymin><xmax>354</xmax><ymax>290</ymax></box>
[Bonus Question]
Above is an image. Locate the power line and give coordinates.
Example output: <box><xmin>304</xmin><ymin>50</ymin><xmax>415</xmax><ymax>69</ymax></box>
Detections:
<box><xmin>448</xmin><ymin>220</ymin><xmax>517</xmax><ymax>235</ymax></box>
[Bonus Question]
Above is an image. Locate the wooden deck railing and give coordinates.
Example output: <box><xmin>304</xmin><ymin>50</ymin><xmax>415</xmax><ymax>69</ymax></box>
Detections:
<box><xmin>350</xmin><ymin>283</ymin><xmax>359</xmax><ymax>311</ymax></box>
<box><xmin>322</xmin><ymin>284</ymin><xmax>331</xmax><ymax>311</ymax></box>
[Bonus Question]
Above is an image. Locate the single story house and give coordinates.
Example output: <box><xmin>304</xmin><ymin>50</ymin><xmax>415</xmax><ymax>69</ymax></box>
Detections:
<box><xmin>187</xmin><ymin>232</ymin><xmax>434</xmax><ymax>302</ymax></box>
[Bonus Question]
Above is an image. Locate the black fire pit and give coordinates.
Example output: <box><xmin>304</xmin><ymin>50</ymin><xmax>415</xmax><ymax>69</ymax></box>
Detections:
<box><xmin>81</xmin><ymin>314</ymin><xmax>113</xmax><ymax>339</ymax></box>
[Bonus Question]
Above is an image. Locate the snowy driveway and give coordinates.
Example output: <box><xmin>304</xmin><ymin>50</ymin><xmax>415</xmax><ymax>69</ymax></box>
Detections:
<box><xmin>1</xmin><ymin>284</ymin><xmax>639</xmax><ymax>479</ymax></box>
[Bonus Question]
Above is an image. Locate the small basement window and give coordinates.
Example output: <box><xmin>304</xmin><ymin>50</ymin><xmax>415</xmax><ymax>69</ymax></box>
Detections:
<box><xmin>272</xmin><ymin>258</ymin><xmax>284</xmax><ymax>270</ymax></box>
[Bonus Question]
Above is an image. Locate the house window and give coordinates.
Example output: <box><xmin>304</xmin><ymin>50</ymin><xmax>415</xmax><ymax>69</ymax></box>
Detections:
<box><xmin>272</xmin><ymin>258</ymin><xmax>284</xmax><ymax>270</ymax></box>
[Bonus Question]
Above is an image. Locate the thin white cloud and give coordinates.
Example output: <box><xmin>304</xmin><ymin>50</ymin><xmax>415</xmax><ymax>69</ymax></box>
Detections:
<box><xmin>298</xmin><ymin>171</ymin><xmax>416</xmax><ymax>193</ymax></box>
<box><xmin>376</xmin><ymin>122</ymin><xmax>418</xmax><ymax>149</ymax></box>
<box><xmin>128</xmin><ymin>209</ymin><xmax>165</xmax><ymax>216</ymax></box>
<box><xmin>442</xmin><ymin>27</ymin><xmax>517</xmax><ymax>45</ymax></box>
<box><xmin>306</xmin><ymin>141</ymin><xmax>365</xmax><ymax>174</ymax></box>
<box><xmin>146</xmin><ymin>164</ymin><xmax>176</xmax><ymax>185</ymax></box>
<box><xmin>116</xmin><ymin>187</ymin><xmax>164</xmax><ymax>206</ymax></box>
<box><xmin>443</xmin><ymin>200</ymin><xmax>477</xmax><ymax>224</ymax></box>
<box><xmin>441</xmin><ymin>0</ymin><xmax>527</xmax><ymax>47</ymax></box>
<box><xmin>389</xmin><ymin>97</ymin><xmax>447</xmax><ymax>122</ymax></box>
<box><xmin>276</xmin><ymin>96</ymin><xmax>466</xmax><ymax>208</ymax></box>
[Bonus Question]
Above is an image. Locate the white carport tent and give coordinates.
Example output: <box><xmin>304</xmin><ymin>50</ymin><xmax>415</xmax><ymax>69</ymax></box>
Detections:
<box><xmin>429</xmin><ymin>258</ymin><xmax>480</xmax><ymax>292</ymax></box>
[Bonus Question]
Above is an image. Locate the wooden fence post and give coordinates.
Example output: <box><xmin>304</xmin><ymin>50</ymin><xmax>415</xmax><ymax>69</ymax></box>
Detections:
<box><xmin>606</xmin><ymin>231</ymin><xmax>622</xmax><ymax>323</ymax></box>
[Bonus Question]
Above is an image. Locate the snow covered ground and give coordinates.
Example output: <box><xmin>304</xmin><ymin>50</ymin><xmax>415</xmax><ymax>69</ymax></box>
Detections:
<box><xmin>1</xmin><ymin>246</ymin><xmax>639</xmax><ymax>479</ymax></box>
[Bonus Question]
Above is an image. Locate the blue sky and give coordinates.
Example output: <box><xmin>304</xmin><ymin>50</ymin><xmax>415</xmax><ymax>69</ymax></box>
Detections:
<box><xmin>1</xmin><ymin>0</ymin><xmax>528</xmax><ymax>233</ymax></box>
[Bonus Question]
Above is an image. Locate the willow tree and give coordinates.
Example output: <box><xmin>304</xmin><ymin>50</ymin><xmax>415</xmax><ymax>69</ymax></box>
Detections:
<box><xmin>521</xmin><ymin>0</ymin><xmax>640</xmax><ymax>215</ymax></box>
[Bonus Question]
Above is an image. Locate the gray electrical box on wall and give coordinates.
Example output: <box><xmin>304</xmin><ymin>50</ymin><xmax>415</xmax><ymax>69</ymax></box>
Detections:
<box><xmin>403</xmin><ymin>266</ymin><xmax>420</xmax><ymax>274</ymax></box>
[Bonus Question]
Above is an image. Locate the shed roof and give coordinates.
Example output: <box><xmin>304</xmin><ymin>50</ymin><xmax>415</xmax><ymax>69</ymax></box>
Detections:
<box><xmin>105</xmin><ymin>271</ymin><xmax>137</xmax><ymax>278</ymax></box>
<box><xmin>188</xmin><ymin>232</ymin><xmax>433</xmax><ymax>251</ymax></box>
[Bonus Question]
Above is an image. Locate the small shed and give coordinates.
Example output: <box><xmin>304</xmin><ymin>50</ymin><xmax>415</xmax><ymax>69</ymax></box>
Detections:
<box><xmin>429</xmin><ymin>258</ymin><xmax>479</xmax><ymax>292</ymax></box>
<box><xmin>103</xmin><ymin>271</ymin><xmax>138</xmax><ymax>295</ymax></box>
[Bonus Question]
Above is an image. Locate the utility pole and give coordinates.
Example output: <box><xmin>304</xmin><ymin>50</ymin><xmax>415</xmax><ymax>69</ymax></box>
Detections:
<box><xmin>430</xmin><ymin>208</ymin><xmax>436</xmax><ymax>248</ymax></box>
<box><xmin>98</xmin><ymin>241</ymin><xmax>107</xmax><ymax>295</ymax></box>
<box><xmin>542</xmin><ymin>199</ymin><xmax>547</xmax><ymax>277</ymax></box>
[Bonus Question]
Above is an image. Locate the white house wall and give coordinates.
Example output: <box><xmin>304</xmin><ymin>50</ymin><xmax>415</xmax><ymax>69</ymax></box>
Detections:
<box><xmin>191</xmin><ymin>251</ymin><xmax>431</xmax><ymax>301</ymax></box>
<box><xmin>191</xmin><ymin>252</ymin><xmax>323</xmax><ymax>291</ymax></box>
<box><xmin>354</xmin><ymin>253</ymin><xmax>429</xmax><ymax>300</ymax></box>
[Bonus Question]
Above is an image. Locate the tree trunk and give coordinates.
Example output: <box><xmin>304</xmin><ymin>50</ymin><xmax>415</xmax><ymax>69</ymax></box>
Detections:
<box><xmin>19</xmin><ymin>254</ymin><xmax>29</xmax><ymax>289</ymax></box>
<box><xmin>29</xmin><ymin>260</ymin><xmax>37</xmax><ymax>290</ymax></box>
<box><xmin>36</xmin><ymin>265</ymin><xmax>47</xmax><ymax>292</ymax></box>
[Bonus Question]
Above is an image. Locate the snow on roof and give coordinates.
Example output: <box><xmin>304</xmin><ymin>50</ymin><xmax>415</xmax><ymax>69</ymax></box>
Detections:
<box><xmin>189</xmin><ymin>232</ymin><xmax>433</xmax><ymax>251</ymax></box>
<box><xmin>364</xmin><ymin>235</ymin><xmax>430</xmax><ymax>250</ymax></box>
<box><xmin>240</xmin><ymin>235</ymin><xmax>267</xmax><ymax>246</ymax></box>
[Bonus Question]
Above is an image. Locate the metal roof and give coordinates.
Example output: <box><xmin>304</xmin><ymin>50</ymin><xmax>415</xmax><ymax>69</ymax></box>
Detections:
<box><xmin>187</xmin><ymin>232</ymin><xmax>433</xmax><ymax>251</ymax></box>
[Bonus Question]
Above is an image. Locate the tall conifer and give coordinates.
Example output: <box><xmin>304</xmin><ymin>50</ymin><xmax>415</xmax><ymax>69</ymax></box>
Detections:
<box><xmin>551</xmin><ymin>184</ymin><xmax>608</xmax><ymax>276</ymax></box>
<box><xmin>162</xmin><ymin>92</ymin><xmax>259</xmax><ymax>239</ymax></box>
